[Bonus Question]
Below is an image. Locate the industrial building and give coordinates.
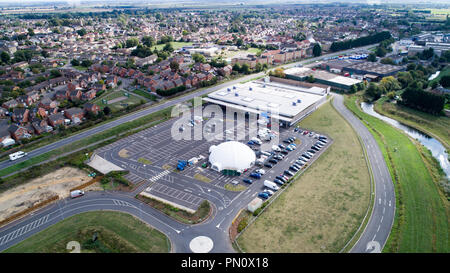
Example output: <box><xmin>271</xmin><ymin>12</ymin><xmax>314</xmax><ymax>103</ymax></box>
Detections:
<box><xmin>284</xmin><ymin>67</ymin><xmax>362</xmax><ymax>90</ymax></box>
<box><xmin>203</xmin><ymin>79</ymin><xmax>327</xmax><ymax>127</ymax></box>
<box><xmin>342</xmin><ymin>61</ymin><xmax>405</xmax><ymax>78</ymax></box>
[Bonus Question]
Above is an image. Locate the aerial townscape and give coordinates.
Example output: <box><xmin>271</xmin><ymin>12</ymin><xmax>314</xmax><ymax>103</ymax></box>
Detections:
<box><xmin>0</xmin><ymin>0</ymin><xmax>448</xmax><ymax>263</ymax></box>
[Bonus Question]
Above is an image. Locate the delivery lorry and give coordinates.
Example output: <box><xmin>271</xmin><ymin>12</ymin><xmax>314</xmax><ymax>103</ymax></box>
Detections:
<box><xmin>264</xmin><ymin>180</ymin><xmax>279</xmax><ymax>191</ymax></box>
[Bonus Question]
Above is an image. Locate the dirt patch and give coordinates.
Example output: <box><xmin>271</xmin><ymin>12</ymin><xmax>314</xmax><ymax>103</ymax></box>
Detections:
<box><xmin>118</xmin><ymin>149</ymin><xmax>130</xmax><ymax>158</ymax></box>
<box><xmin>0</xmin><ymin>167</ymin><xmax>102</xmax><ymax>222</ymax></box>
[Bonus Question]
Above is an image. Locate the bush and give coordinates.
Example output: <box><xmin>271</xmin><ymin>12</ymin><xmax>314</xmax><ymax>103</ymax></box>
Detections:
<box><xmin>237</xmin><ymin>217</ymin><xmax>248</xmax><ymax>233</ymax></box>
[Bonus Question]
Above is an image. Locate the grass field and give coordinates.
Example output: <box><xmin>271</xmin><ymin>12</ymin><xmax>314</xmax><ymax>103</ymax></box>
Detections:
<box><xmin>4</xmin><ymin>211</ymin><xmax>170</xmax><ymax>253</ymax></box>
<box><xmin>94</xmin><ymin>90</ymin><xmax>145</xmax><ymax>112</ymax></box>
<box><xmin>133</xmin><ymin>89</ymin><xmax>158</xmax><ymax>101</ymax></box>
<box><xmin>152</xmin><ymin>42</ymin><xmax>193</xmax><ymax>51</ymax></box>
<box><xmin>374</xmin><ymin>97</ymin><xmax>450</xmax><ymax>151</ymax></box>
<box><xmin>345</xmin><ymin>94</ymin><xmax>449</xmax><ymax>253</ymax></box>
<box><xmin>237</xmin><ymin>100</ymin><xmax>371</xmax><ymax>252</ymax></box>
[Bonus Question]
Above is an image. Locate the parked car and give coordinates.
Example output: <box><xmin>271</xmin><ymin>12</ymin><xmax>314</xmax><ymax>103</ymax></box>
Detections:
<box><xmin>243</xmin><ymin>178</ymin><xmax>253</xmax><ymax>184</ymax></box>
<box><xmin>258</xmin><ymin>192</ymin><xmax>269</xmax><ymax>199</ymax></box>
<box><xmin>284</xmin><ymin>170</ymin><xmax>294</xmax><ymax>176</ymax></box>
<box><xmin>280</xmin><ymin>149</ymin><xmax>289</xmax><ymax>155</ymax></box>
<box><xmin>273</xmin><ymin>179</ymin><xmax>284</xmax><ymax>186</ymax></box>
<box><xmin>268</xmin><ymin>158</ymin><xmax>278</xmax><ymax>164</ymax></box>
<box><xmin>250</xmin><ymin>172</ymin><xmax>262</xmax><ymax>179</ymax></box>
<box><xmin>307</xmin><ymin>149</ymin><xmax>317</xmax><ymax>154</ymax></box>
<box><xmin>264</xmin><ymin>163</ymin><xmax>273</xmax><ymax>168</ymax></box>
<box><xmin>289</xmin><ymin>165</ymin><xmax>299</xmax><ymax>172</ymax></box>
<box><xmin>264</xmin><ymin>189</ymin><xmax>274</xmax><ymax>196</ymax></box>
<box><xmin>247</xmin><ymin>140</ymin><xmax>254</xmax><ymax>145</ymax></box>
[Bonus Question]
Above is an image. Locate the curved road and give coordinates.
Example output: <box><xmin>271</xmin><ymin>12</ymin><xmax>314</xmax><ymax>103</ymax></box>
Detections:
<box><xmin>332</xmin><ymin>94</ymin><xmax>395</xmax><ymax>253</ymax></box>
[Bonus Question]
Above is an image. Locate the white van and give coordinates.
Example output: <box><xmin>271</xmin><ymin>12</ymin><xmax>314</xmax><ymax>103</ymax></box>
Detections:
<box><xmin>70</xmin><ymin>190</ymin><xmax>84</xmax><ymax>198</ymax></box>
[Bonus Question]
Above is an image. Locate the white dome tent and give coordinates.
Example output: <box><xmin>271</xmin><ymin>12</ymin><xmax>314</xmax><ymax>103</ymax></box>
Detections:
<box><xmin>208</xmin><ymin>141</ymin><xmax>256</xmax><ymax>173</ymax></box>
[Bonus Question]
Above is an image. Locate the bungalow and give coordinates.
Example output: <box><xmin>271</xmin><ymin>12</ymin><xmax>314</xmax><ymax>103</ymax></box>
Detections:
<box><xmin>93</xmin><ymin>83</ymin><xmax>106</xmax><ymax>91</ymax></box>
<box><xmin>0</xmin><ymin>125</ymin><xmax>11</xmax><ymax>142</ymax></box>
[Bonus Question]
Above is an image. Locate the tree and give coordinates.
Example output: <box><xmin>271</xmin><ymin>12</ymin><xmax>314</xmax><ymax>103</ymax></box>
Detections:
<box><xmin>235</xmin><ymin>38</ymin><xmax>244</xmax><ymax>47</ymax></box>
<box><xmin>365</xmin><ymin>82</ymin><xmax>382</xmax><ymax>101</ymax></box>
<box><xmin>368</xmin><ymin>52</ymin><xmax>377</xmax><ymax>62</ymax></box>
<box><xmin>1</xmin><ymin>51</ymin><xmax>10</xmax><ymax>64</ymax></box>
<box><xmin>41</xmin><ymin>50</ymin><xmax>49</xmax><ymax>58</ymax></box>
<box><xmin>81</xmin><ymin>59</ymin><xmax>93</xmax><ymax>67</ymax></box>
<box><xmin>192</xmin><ymin>53</ymin><xmax>206</xmax><ymax>63</ymax></box>
<box><xmin>306</xmin><ymin>75</ymin><xmax>315</xmax><ymax>83</ymax></box>
<box><xmin>103</xmin><ymin>106</ymin><xmax>111</xmax><ymax>115</ymax></box>
<box><xmin>163</xmin><ymin>42</ymin><xmax>174</xmax><ymax>53</ymax></box>
<box><xmin>77</xmin><ymin>29</ymin><xmax>87</xmax><ymax>36</ymax></box>
<box><xmin>439</xmin><ymin>75</ymin><xmax>450</xmax><ymax>88</ymax></box>
<box><xmin>170</xmin><ymin>61</ymin><xmax>179</xmax><ymax>72</ymax></box>
<box><xmin>312</xmin><ymin>43</ymin><xmax>322</xmax><ymax>57</ymax></box>
<box><xmin>241</xmin><ymin>63</ymin><xmax>251</xmax><ymax>74</ymax></box>
<box><xmin>71</xmin><ymin>59</ymin><xmax>80</xmax><ymax>66</ymax></box>
<box><xmin>125</xmin><ymin>38</ymin><xmax>139</xmax><ymax>48</ymax></box>
<box><xmin>141</xmin><ymin>36</ymin><xmax>155</xmax><ymax>47</ymax></box>
<box><xmin>293</xmin><ymin>32</ymin><xmax>306</xmax><ymax>42</ymax></box>
<box><xmin>50</xmin><ymin>69</ymin><xmax>61</xmax><ymax>79</ymax></box>
<box><xmin>131</xmin><ymin>45</ymin><xmax>153</xmax><ymax>58</ymax></box>
<box><xmin>380</xmin><ymin>58</ymin><xmax>395</xmax><ymax>65</ymax></box>
<box><xmin>376</xmin><ymin>46</ymin><xmax>387</xmax><ymax>57</ymax></box>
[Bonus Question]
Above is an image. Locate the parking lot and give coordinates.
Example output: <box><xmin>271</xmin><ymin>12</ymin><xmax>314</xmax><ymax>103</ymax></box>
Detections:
<box><xmin>94</xmin><ymin>107</ymin><xmax>331</xmax><ymax>212</ymax></box>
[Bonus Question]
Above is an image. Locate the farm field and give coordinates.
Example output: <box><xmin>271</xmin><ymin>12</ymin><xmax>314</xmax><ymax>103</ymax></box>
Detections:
<box><xmin>237</xmin><ymin>99</ymin><xmax>371</xmax><ymax>252</ymax></box>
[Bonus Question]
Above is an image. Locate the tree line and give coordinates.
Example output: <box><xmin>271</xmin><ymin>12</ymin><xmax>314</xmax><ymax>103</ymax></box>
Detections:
<box><xmin>330</xmin><ymin>31</ymin><xmax>392</xmax><ymax>52</ymax></box>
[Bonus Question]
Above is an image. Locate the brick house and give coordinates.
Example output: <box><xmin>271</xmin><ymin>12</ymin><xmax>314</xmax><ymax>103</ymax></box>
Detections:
<box><xmin>12</xmin><ymin>108</ymin><xmax>30</xmax><ymax>124</ymax></box>
<box><xmin>8</xmin><ymin>124</ymin><xmax>30</xmax><ymax>141</ymax></box>
<box><xmin>64</xmin><ymin>107</ymin><xmax>84</xmax><ymax>121</ymax></box>
<box><xmin>84</xmin><ymin>103</ymin><xmax>100</xmax><ymax>115</ymax></box>
<box><xmin>48</xmin><ymin>113</ymin><xmax>65</xmax><ymax>127</ymax></box>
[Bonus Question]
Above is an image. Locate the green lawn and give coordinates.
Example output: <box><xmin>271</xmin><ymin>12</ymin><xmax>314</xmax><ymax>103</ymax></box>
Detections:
<box><xmin>133</xmin><ymin>89</ymin><xmax>158</xmax><ymax>101</ymax></box>
<box><xmin>345</xmin><ymin>94</ymin><xmax>448</xmax><ymax>253</ymax></box>
<box><xmin>237</xmin><ymin>99</ymin><xmax>371</xmax><ymax>252</ymax></box>
<box><xmin>94</xmin><ymin>91</ymin><xmax>145</xmax><ymax>112</ymax></box>
<box><xmin>4</xmin><ymin>211</ymin><xmax>170</xmax><ymax>253</ymax></box>
<box><xmin>374</xmin><ymin>97</ymin><xmax>450</xmax><ymax>151</ymax></box>
<box><xmin>152</xmin><ymin>42</ymin><xmax>192</xmax><ymax>51</ymax></box>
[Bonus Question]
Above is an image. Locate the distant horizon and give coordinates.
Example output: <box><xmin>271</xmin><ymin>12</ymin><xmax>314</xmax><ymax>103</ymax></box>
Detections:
<box><xmin>0</xmin><ymin>0</ymin><xmax>449</xmax><ymax>4</ymax></box>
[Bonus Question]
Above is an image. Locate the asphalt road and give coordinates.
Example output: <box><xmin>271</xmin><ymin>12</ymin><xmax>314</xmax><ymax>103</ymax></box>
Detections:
<box><xmin>0</xmin><ymin>45</ymin><xmax>375</xmax><ymax>174</ymax></box>
<box><xmin>332</xmin><ymin>94</ymin><xmax>395</xmax><ymax>253</ymax></box>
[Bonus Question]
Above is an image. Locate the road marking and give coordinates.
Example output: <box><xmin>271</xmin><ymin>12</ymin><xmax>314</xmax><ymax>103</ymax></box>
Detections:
<box><xmin>381</xmin><ymin>216</ymin><xmax>384</xmax><ymax>223</ymax></box>
<box><xmin>389</xmin><ymin>200</ymin><xmax>392</xmax><ymax>207</ymax></box>
<box><xmin>379</xmin><ymin>198</ymin><xmax>381</xmax><ymax>205</ymax></box>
